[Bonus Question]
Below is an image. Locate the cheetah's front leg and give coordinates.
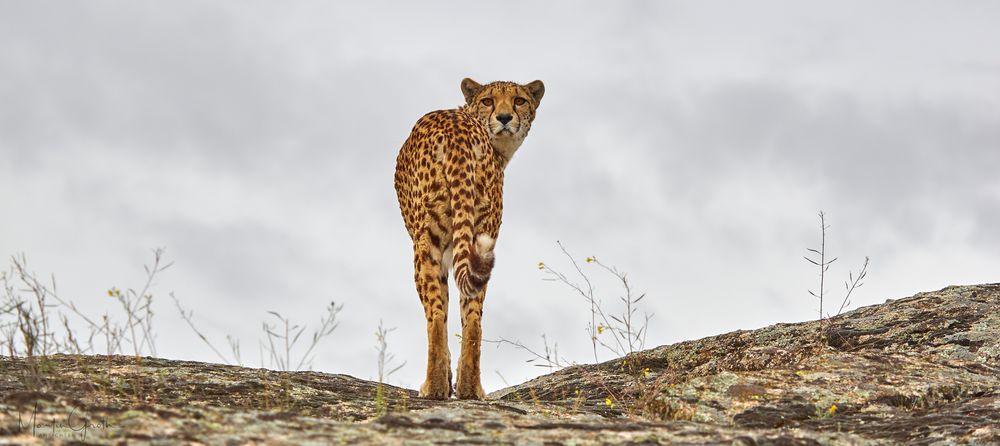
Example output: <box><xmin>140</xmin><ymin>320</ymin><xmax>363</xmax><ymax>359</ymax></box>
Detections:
<box><xmin>413</xmin><ymin>236</ymin><xmax>452</xmax><ymax>399</ymax></box>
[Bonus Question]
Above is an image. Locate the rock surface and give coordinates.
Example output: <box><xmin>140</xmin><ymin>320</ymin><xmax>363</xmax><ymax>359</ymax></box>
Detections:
<box><xmin>1</xmin><ymin>284</ymin><xmax>998</xmax><ymax>445</ymax></box>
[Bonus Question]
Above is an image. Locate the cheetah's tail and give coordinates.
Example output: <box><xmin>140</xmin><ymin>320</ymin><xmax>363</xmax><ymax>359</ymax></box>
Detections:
<box><xmin>455</xmin><ymin>233</ymin><xmax>495</xmax><ymax>296</ymax></box>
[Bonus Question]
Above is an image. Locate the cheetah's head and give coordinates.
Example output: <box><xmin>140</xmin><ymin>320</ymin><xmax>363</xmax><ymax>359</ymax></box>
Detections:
<box><xmin>461</xmin><ymin>78</ymin><xmax>545</xmax><ymax>161</ymax></box>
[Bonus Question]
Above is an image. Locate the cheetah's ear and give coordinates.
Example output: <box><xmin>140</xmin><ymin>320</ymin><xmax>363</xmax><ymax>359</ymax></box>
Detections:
<box><xmin>525</xmin><ymin>80</ymin><xmax>545</xmax><ymax>106</ymax></box>
<box><xmin>461</xmin><ymin>78</ymin><xmax>483</xmax><ymax>105</ymax></box>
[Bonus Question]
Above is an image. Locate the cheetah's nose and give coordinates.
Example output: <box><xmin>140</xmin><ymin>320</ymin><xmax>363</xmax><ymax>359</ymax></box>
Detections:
<box><xmin>496</xmin><ymin>114</ymin><xmax>513</xmax><ymax>125</ymax></box>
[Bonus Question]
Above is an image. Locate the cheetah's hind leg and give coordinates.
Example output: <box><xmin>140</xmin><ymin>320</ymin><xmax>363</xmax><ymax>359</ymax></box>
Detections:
<box><xmin>414</xmin><ymin>236</ymin><xmax>452</xmax><ymax>399</ymax></box>
<box><xmin>455</xmin><ymin>234</ymin><xmax>495</xmax><ymax>400</ymax></box>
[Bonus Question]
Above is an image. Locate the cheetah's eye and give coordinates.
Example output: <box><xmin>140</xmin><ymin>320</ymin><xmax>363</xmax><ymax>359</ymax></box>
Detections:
<box><xmin>481</xmin><ymin>98</ymin><xmax>493</xmax><ymax>107</ymax></box>
<box><xmin>514</xmin><ymin>97</ymin><xmax>526</xmax><ymax>106</ymax></box>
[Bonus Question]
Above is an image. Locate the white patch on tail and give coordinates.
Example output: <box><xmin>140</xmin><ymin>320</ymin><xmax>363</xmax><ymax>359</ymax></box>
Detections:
<box><xmin>475</xmin><ymin>234</ymin><xmax>495</xmax><ymax>260</ymax></box>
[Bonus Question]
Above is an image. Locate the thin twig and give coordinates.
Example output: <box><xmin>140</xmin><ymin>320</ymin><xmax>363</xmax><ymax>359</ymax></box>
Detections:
<box><xmin>171</xmin><ymin>292</ymin><xmax>230</xmax><ymax>364</ymax></box>
<box><xmin>483</xmin><ymin>335</ymin><xmax>571</xmax><ymax>371</ymax></box>
<box><xmin>836</xmin><ymin>257</ymin><xmax>869</xmax><ymax>316</ymax></box>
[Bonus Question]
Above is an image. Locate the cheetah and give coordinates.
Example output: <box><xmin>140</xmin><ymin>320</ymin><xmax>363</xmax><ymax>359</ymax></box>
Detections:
<box><xmin>394</xmin><ymin>78</ymin><xmax>545</xmax><ymax>399</ymax></box>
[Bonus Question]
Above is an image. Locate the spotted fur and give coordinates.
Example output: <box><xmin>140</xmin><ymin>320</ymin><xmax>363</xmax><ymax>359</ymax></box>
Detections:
<box><xmin>395</xmin><ymin>78</ymin><xmax>544</xmax><ymax>399</ymax></box>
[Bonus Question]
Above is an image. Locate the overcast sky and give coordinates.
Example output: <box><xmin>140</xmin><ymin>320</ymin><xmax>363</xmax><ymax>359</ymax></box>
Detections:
<box><xmin>2</xmin><ymin>1</ymin><xmax>998</xmax><ymax>392</ymax></box>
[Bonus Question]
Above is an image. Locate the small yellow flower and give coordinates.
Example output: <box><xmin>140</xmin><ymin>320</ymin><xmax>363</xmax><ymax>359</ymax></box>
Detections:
<box><xmin>604</xmin><ymin>397</ymin><xmax>614</xmax><ymax>408</ymax></box>
<box><xmin>596</xmin><ymin>324</ymin><xmax>604</xmax><ymax>334</ymax></box>
<box><xmin>537</xmin><ymin>261</ymin><xmax>545</xmax><ymax>270</ymax></box>
<box><xmin>643</xmin><ymin>367</ymin><xmax>651</xmax><ymax>378</ymax></box>
<box><xmin>585</xmin><ymin>256</ymin><xmax>594</xmax><ymax>263</ymax></box>
<box><xmin>827</xmin><ymin>404</ymin><xmax>837</xmax><ymax>415</ymax></box>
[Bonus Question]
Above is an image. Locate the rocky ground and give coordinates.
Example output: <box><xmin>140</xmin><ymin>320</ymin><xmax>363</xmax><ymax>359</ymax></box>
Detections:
<box><xmin>1</xmin><ymin>284</ymin><xmax>998</xmax><ymax>445</ymax></box>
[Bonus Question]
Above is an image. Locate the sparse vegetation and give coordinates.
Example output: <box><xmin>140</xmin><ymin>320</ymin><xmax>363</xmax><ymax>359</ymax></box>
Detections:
<box><xmin>171</xmin><ymin>282</ymin><xmax>343</xmax><ymax>371</ymax></box>
<box><xmin>540</xmin><ymin>241</ymin><xmax>652</xmax><ymax>361</ymax></box>
<box><xmin>487</xmin><ymin>241</ymin><xmax>652</xmax><ymax>375</ymax></box>
<box><xmin>489</xmin><ymin>213</ymin><xmax>873</xmax><ymax>420</ymax></box>
<box><xmin>1</xmin><ymin>249</ymin><xmax>344</xmax><ymax>370</ymax></box>
<box><xmin>374</xmin><ymin>320</ymin><xmax>405</xmax><ymax>416</ymax></box>
<box><xmin>836</xmin><ymin>257</ymin><xmax>869</xmax><ymax>318</ymax></box>
<box><xmin>261</xmin><ymin>302</ymin><xmax>343</xmax><ymax>371</ymax></box>
<box><xmin>0</xmin><ymin>247</ymin><xmax>346</xmax><ymax>412</ymax></box>
<box><xmin>1</xmin><ymin>249</ymin><xmax>171</xmax><ymax>404</ymax></box>
<box><xmin>803</xmin><ymin>211</ymin><xmax>871</xmax><ymax>329</ymax></box>
<box><xmin>485</xmin><ymin>333</ymin><xmax>571</xmax><ymax>372</ymax></box>
<box><xmin>484</xmin><ymin>241</ymin><xmax>656</xmax><ymax>418</ymax></box>
<box><xmin>1</xmin><ymin>250</ymin><xmax>169</xmax><ymax>360</ymax></box>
